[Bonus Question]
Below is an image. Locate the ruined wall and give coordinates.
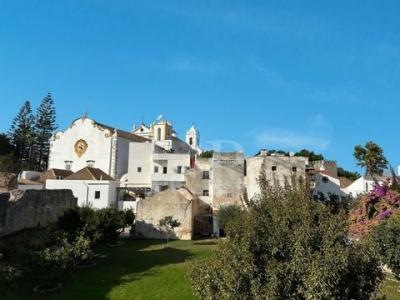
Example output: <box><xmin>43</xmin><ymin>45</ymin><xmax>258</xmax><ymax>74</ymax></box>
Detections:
<box><xmin>211</xmin><ymin>152</ymin><xmax>245</xmax><ymax>209</ymax></box>
<box><xmin>135</xmin><ymin>188</ymin><xmax>195</xmax><ymax>240</ymax></box>
<box><xmin>0</xmin><ymin>172</ymin><xmax>17</xmax><ymax>193</ymax></box>
<box><xmin>246</xmin><ymin>156</ymin><xmax>307</xmax><ymax>200</ymax></box>
<box><xmin>0</xmin><ymin>189</ymin><xmax>77</xmax><ymax>236</ymax></box>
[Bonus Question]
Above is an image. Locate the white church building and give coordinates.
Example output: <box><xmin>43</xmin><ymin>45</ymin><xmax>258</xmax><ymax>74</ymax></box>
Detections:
<box><xmin>48</xmin><ymin>115</ymin><xmax>149</xmax><ymax>179</ymax></box>
<box><xmin>46</xmin><ymin>115</ymin><xmax>201</xmax><ymax>209</ymax></box>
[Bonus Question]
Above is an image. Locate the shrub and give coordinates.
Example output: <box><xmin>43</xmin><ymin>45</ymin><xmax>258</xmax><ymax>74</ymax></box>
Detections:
<box><xmin>57</xmin><ymin>208</ymin><xmax>83</xmax><ymax>237</ymax></box>
<box><xmin>68</xmin><ymin>231</ymin><xmax>93</xmax><ymax>267</ymax></box>
<box><xmin>371</xmin><ymin>213</ymin><xmax>400</xmax><ymax>277</ymax></box>
<box><xmin>31</xmin><ymin>240</ymin><xmax>71</xmax><ymax>288</ymax></box>
<box><xmin>0</xmin><ymin>262</ymin><xmax>17</xmax><ymax>290</ymax></box>
<box><xmin>97</xmin><ymin>208</ymin><xmax>125</xmax><ymax>244</ymax></box>
<box><xmin>350</xmin><ymin>182</ymin><xmax>400</xmax><ymax>238</ymax></box>
<box><xmin>189</xmin><ymin>176</ymin><xmax>383</xmax><ymax>299</ymax></box>
<box><xmin>217</xmin><ymin>204</ymin><xmax>242</xmax><ymax>235</ymax></box>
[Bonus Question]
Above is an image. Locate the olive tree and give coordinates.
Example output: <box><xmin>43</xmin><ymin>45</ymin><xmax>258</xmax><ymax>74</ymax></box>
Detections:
<box><xmin>189</xmin><ymin>172</ymin><xmax>383</xmax><ymax>299</ymax></box>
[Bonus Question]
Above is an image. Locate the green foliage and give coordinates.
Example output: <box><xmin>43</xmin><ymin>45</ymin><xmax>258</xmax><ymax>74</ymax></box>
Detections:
<box><xmin>371</xmin><ymin>214</ymin><xmax>400</xmax><ymax>277</ymax></box>
<box><xmin>34</xmin><ymin>92</ymin><xmax>57</xmax><ymax>170</ymax></box>
<box><xmin>68</xmin><ymin>231</ymin><xmax>94</xmax><ymax>266</ymax></box>
<box><xmin>0</xmin><ymin>262</ymin><xmax>17</xmax><ymax>291</ymax></box>
<box><xmin>354</xmin><ymin>141</ymin><xmax>388</xmax><ymax>176</ymax></box>
<box><xmin>31</xmin><ymin>239</ymin><xmax>71</xmax><ymax>286</ymax></box>
<box><xmin>122</xmin><ymin>209</ymin><xmax>135</xmax><ymax>230</ymax></box>
<box><xmin>0</xmin><ymin>133</ymin><xmax>15</xmax><ymax>156</ymax></box>
<box><xmin>0</xmin><ymin>153</ymin><xmax>20</xmax><ymax>173</ymax></box>
<box><xmin>295</xmin><ymin>149</ymin><xmax>324</xmax><ymax>161</ymax></box>
<box><xmin>337</xmin><ymin>166</ymin><xmax>361</xmax><ymax>181</ymax></box>
<box><xmin>159</xmin><ymin>216</ymin><xmax>181</xmax><ymax>244</ymax></box>
<box><xmin>190</xmin><ymin>175</ymin><xmax>383</xmax><ymax>299</ymax></box>
<box><xmin>199</xmin><ymin>150</ymin><xmax>214</xmax><ymax>158</ymax></box>
<box><xmin>97</xmin><ymin>208</ymin><xmax>125</xmax><ymax>244</ymax></box>
<box><xmin>217</xmin><ymin>204</ymin><xmax>242</xmax><ymax>232</ymax></box>
<box><xmin>8</xmin><ymin>101</ymin><xmax>36</xmax><ymax>170</ymax></box>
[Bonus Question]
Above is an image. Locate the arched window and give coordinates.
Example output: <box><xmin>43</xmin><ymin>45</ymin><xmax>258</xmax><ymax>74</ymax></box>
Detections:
<box><xmin>189</xmin><ymin>137</ymin><xmax>193</xmax><ymax>145</ymax></box>
<box><xmin>157</xmin><ymin>128</ymin><xmax>162</xmax><ymax>141</ymax></box>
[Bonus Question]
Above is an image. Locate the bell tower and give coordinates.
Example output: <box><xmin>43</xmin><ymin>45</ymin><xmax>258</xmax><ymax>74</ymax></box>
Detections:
<box><xmin>186</xmin><ymin>124</ymin><xmax>200</xmax><ymax>150</ymax></box>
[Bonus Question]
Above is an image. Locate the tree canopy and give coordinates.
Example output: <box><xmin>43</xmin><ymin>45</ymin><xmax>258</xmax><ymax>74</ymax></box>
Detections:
<box><xmin>354</xmin><ymin>141</ymin><xmax>388</xmax><ymax>176</ymax></box>
<box><xmin>190</xmin><ymin>170</ymin><xmax>383</xmax><ymax>299</ymax></box>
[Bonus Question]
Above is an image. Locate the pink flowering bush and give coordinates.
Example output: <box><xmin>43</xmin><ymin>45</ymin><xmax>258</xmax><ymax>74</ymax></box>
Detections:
<box><xmin>350</xmin><ymin>181</ymin><xmax>400</xmax><ymax>238</ymax></box>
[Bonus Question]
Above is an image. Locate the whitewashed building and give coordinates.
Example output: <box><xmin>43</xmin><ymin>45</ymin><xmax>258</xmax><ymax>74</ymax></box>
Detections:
<box><xmin>48</xmin><ymin>115</ymin><xmax>148</xmax><ymax>180</ymax></box>
<box><xmin>46</xmin><ymin>167</ymin><xmax>118</xmax><ymax>209</ymax></box>
<box><xmin>342</xmin><ymin>176</ymin><xmax>384</xmax><ymax>197</ymax></box>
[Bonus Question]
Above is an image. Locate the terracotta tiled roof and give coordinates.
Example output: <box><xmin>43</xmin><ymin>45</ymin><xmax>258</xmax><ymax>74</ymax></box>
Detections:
<box><xmin>39</xmin><ymin>169</ymin><xmax>73</xmax><ymax>183</ymax></box>
<box><xmin>65</xmin><ymin>167</ymin><xmax>115</xmax><ymax>181</ymax></box>
<box><xmin>18</xmin><ymin>179</ymin><xmax>43</xmax><ymax>185</ymax></box>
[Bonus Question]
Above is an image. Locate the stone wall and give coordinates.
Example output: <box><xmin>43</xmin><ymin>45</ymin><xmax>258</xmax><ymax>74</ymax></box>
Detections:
<box><xmin>0</xmin><ymin>189</ymin><xmax>77</xmax><ymax>236</ymax></box>
<box><xmin>0</xmin><ymin>172</ymin><xmax>17</xmax><ymax>193</ymax></box>
<box><xmin>135</xmin><ymin>188</ymin><xmax>195</xmax><ymax>240</ymax></box>
<box><xmin>212</xmin><ymin>152</ymin><xmax>245</xmax><ymax>209</ymax></box>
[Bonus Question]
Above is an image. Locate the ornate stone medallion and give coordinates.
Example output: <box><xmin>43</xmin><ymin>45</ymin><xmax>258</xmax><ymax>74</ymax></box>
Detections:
<box><xmin>74</xmin><ymin>139</ymin><xmax>88</xmax><ymax>157</ymax></box>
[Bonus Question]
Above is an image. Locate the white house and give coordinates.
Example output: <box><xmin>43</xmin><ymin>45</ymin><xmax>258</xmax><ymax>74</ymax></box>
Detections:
<box><xmin>343</xmin><ymin>176</ymin><xmax>384</xmax><ymax>197</ymax></box>
<box><xmin>48</xmin><ymin>115</ymin><xmax>148</xmax><ymax>180</ymax></box>
<box><xmin>46</xmin><ymin>167</ymin><xmax>118</xmax><ymax>209</ymax></box>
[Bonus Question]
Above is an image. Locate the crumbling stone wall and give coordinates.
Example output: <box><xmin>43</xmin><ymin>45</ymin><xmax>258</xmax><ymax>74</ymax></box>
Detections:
<box><xmin>135</xmin><ymin>188</ymin><xmax>195</xmax><ymax>240</ymax></box>
<box><xmin>0</xmin><ymin>172</ymin><xmax>17</xmax><ymax>193</ymax></box>
<box><xmin>0</xmin><ymin>189</ymin><xmax>77</xmax><ymax>236</ymax></box>
<box><xmin>212</xmin><ymin>152</ymin><xmax>245</xmax><ymax>209</ymax></box>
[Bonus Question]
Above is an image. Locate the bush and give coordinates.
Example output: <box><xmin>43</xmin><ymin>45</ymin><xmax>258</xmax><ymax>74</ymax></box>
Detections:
<box><xmin>371</xmin><ymin>213</ymin><xmax>400</xmax><ymax>277</ymax></box>
<box><xmin>0</xmin><ymin>262</ymin><xmax>17</xmax><ymax>290</ymax></box>
<box><xmin>68</xmin><ymin>231</ymin><xmax>93</xmax><ymax>267</ymax></box>
<box><xmin>31</xmin><ymin>239</ymin><xmax>71</xmax><ymax>288</ymax></box>
<box><xmin>97</xmin><ymin>208</ymin><xmax>125</xmax><ymax>244</ymax></box>
<box><xmin>217</xmin><ymin>204</ymin><xmax>242</xmax><ymax>235</ymax></box>
<box><xmin>57</xmin><ymin>208</ymin><xmax>83</xmax><ymax>237</ymax></box>
<box><xmin>189</xmin><ymin>176</ymin><xmax>383</xmax><ymax>299</ymax></box>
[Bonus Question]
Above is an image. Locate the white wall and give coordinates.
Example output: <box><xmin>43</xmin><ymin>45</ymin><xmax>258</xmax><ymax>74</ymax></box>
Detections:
<box><xmin>126</xmin><ymin>142</ymin><xmax>153</xmax><ymax>187</ymax></box>
<box><xmin>46</xmin><ymin>180</ymin><xmax>117</xmax><ymax>209</ymax></box>
<box><xmin>343</xmin><ymin>176</ymin><xmax>379</xmax><ymax>197</ymax></box>
<box><xmin>313</xmin><ymin>173</ymin><xmax>344</xmax><ymax>199</ymax></box>
<box><xmin>48</xmin><ymin>117</ymin><xmax>113</xmax><ymax>175</ymax></box>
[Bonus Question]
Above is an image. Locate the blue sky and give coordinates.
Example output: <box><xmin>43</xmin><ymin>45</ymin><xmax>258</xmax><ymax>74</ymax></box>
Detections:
<box><xmin>0</xmin><ymin>0</ymin><xmax>399</xmax><ymax>172</ymax></box>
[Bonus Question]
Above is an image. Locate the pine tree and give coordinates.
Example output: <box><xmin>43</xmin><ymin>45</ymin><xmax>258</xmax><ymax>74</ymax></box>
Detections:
<box><xmin>8</xmin><ymin>101</ymin><xmax>36</xmax><ymax>170</ymax></box>
<box><xmin>35</xmin><ymin>92</ymin><xmax>57</xmax><ymax>170</ymax></box>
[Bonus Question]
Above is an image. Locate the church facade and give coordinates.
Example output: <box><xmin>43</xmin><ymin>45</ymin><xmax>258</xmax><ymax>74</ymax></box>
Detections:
<box><xmin>48</xmin><ymin>116</ymin><xmax>148</xmax><ymax>180</ymax></box>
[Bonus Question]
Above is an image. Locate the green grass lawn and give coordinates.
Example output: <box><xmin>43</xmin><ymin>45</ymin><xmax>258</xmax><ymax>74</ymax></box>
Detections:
<box><xmin>3</xmin><ymin>239</ymin><xmax>399</xmax><ymax>300</ymax></box>
<box><xmin>3</xmin><ymin>239</ymin><xmax>217</xmax><ymax>300</ymax></box>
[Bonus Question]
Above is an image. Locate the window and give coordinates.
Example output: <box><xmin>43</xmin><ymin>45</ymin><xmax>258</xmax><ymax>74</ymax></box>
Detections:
<box><xmin>154</xmin><ymin>166</ymin><xmax>159</xmax><ymax>173</ymax></box>
<box><xmin>157</xmin><ymin>127</ymin><xmax>162</xmax><ymax>141</ymax></box>
<box><xmin>226</xmin><ymin>192</ymin><xmax>232</xmax><ymax>198</ymax></box>
<box><xmin>87</xmin><ymin>160</ymin><xmax>95</xmax><ymax>168</ymax></box>
<box><xmin>272</xmin><ymin>166</ymin><xmax>277</xmax><ymax>171</ymax></box>
<box><xmin>203</xmin><ymin>190</ymin><xmax>209</xmax><ymax>197</ymax></box>
<box><xmin>322</xmin><ymin>176</ymin><xmax>329</xmax><ymax>183</ymax></box>
<box><xmin>95</xmin><ymin>191</ymin><xmax>101</xmax><ymax>199</ymax></box>
<box><xmin>56</xmin><ymin>176</ymin><xmax>63</xmax><ymax>180</ymax></box>
<box><xmin>65</xmin><ymin>161</ymin><xmax>72</xmax><ymax>170</ymax></box>
<box><xmin>203</xmin><ymin>171</ymin><xmax>210</xmax><ymax>179</ymax></box>
<box><xmin>366</xmin><ymin>182</ymin><xmax>369</xmax><ymax>191</ymax></box>
<box><xmin>189</xmin><ymin>137</ymin><xmax>193</xmax><ymax>145</ymax></box>
<box><xmin>163</xmin><ymin>167</ymin><xmax>168</xmax><ymax>174</ymax></box>
<box><xmin>292</xmin><ymin>166</ymin><xmax>297</xmax><ymax>172</ymax></box>
<box><xmin>177</xmin><ymin>166</ymin><xmax>182</xmax><ymax>174</ymax></box>
<box><xmin>137</xmin><ymin>167</ymin><xmax>142</xmax><ymax>173</ymax></box>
